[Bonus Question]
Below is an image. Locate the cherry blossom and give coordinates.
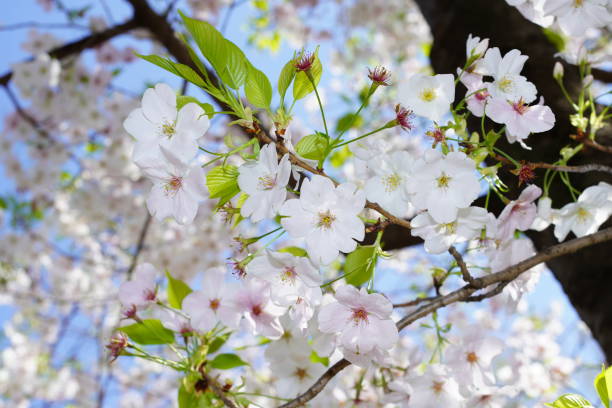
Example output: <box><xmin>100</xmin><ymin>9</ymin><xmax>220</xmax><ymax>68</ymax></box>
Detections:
<box><xmin>123</xmin><ymin>83</ymin><xmax>210</xmax><ymax>166</ymax></box>
<box><xmin>482</xmin><ymin>48</ymin><xmax>537</xmax><ymax>103</ymax></box>
<box><xmin>486</xmin><ymin>97</ymin><xmax>555</xmax><ymax>147</ymax></box>
<box><xmin>496</xmin><ymin>184</ymin><xmax>542</xmax><ymax>241</ymax></box>
<box><xmin>318</xmin><ymin>285</ymin><xmax>398</xmax><ymax>361</ymax></box>
<box><xmin>364</xmin><ymin>150</ymin><xmax>414</xmax><ymax>216</ymax></box>
<box><xmin>406</xmin><ymin>149</ymin><xmax>481</xmax><ymax>223</ymax></box>
<box><xmin>234</xmin><ymin>278</ymin><xmax>285</xmax><ymax>339</ymax></box>
<box><xmin>398</xmin><ymin>73</ymin><xmax>455</xmax><ymax>122</ymax></box>
<box><xmin>118</xmin><ymin>263</ymin><xmax>158</xmax><ymax>310</ymax></box>
<box><xmin>543</xmin><ymin>0</ymin><xmax>611</xmax><ymax>35</ymax></box>
<box><xmin>280</xmin><ymin>175</ymin><xmax>365</xmax><ymax>265</ymax></box>
<box><xmin>407</xmin><ymin>364</ymin><xmax>465</xmax><ymax>408</ymax></box>
<box><xmin>237</xmin><ymin>143</ymin><xmax>291</xmax><ymax>222</ymax></box>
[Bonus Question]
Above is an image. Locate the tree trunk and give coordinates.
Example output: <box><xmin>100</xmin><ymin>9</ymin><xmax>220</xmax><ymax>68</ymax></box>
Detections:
<box><xmin>409</xmin><ymin>0</ymin><xmax>612</xmax><ymax>362</ymax></box>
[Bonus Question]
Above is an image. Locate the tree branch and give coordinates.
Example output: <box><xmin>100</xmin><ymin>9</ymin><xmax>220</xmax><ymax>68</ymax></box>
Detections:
<box><xmin>127</xmin><ymin>213</ymin><xmax>152</xmax><ymax>278</ymax></box>
<box><xmin>279</xmin><ymin>227</ymin><xmax>612</xmax><ymax>407</ymax></box>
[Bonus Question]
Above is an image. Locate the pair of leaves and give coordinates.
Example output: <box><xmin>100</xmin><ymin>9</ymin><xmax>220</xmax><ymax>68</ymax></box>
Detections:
<box><xmin>295</xmin><ymin>132</ymin><xmax>329</xmax><ymax>162</ymax></box>
<box><xmin>206</xmin><ymin>165</ymin><xmax>240</xmax><ymax>207</ymax></box>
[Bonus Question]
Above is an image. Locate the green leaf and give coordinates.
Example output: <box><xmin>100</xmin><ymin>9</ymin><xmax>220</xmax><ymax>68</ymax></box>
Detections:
<box><xmin>310</xmin><ymin>350</ymin><xmax>329</xmax><ymax>367</ymax></box>
<box><xmin>137</xmin><ymin>54</ymin><xmax>206</xmax><ymax>88</ymax></box>
<box><xmin>178</xmin><ymin>383</ymin><xmax>199</xmax><ymax>408</ymax></box>
<box><xmin>176</xmin><ymin>96</ymin><xmax>214</xmax><ymax>118</ymax></box>
<box><xmin>277</xmin><ymin>59</ymin><xmax>296</xmax><ymax>103</ymax></box>
<box><xmin>545</xmin><ymin>394</ymin><xmax>594</xmax><ymax>408</ymax></box>
<box><xmin>344</xmin><ymin>245</ymin><xmax>377</xmax><ymax>287</ymax></box>
<box><xmin>180</xmin><ymin>12</ymin><xmax>227</xmax><ymax>76</ymax></box>
<box><xmin>166</xmin><ymin>271</ymin><xmax>193</xmax><ymax>309</ymax></box>
<box><xmin>594</xmin><ymin>366</ymin><xmax>612</xmax><ymax>408</ymax></box>
<box><xmin>543</xmin><ymin>27</ymin><xmax>566</xmax><ymax>52</ymax></box>
<box><xmin>119</xmin><ymin>319</ymin><xmax>175</xmax><ymax>345</ymax></box>
<box><xmin>208</xmin><ymin>333</ymin><xmax>231</xmax><ymax>355</ymax></box>
<box><xmin>293</xmin><ymin>47</ymin><xmax>322</xmax><ymax>100</ymax></box>
<box><xmin>278</xmin><ymin>246</ymin><xmax>308</xmax><ymax>257</ymax></box>
<box><xmin>335</xmin><ymin>113</ymin><xmax>363</xmax><ymax>133</ymax></box>
<box><xmin>206</xmin><ymin>165</ymin><xmax>240</xmax><ymax>206</ymax></box>
<box><xmin>245</xmin><ymin>64</ymin><xmax>273</xmax><ymax>109</ymax></box>
<box><xmin>209</xmin><ymin>353</ymin><xmax>248</xmax><ymax>370</ymax></box>
<box><xmin>294</xmin><ymin>133</ymin><xmax>329</xmax><ymax>161</ymax></box>
<box><xmin>219</xmin><ymin>40</ymin><xmax>249</xmax><ymax>89</ymax></box>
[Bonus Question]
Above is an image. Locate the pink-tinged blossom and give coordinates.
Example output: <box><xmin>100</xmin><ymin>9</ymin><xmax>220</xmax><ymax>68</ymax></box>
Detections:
<box><xmin>318</xmin><ymin>285</ymin><xmax>398</xmax><ymax>358</ymax></box>
<box><xmin>398</xmin><ymin>73</ymin><xmax>455</xmax><ymax>123</ymax></box>
<box><xmin>234</xmin><ymin>279</ymin><xmax>285</xmax><ymax>340</ymax></box>
<box><xmin>465</xmin><ymin>80</ymin><xmax>491</xmax><ymax>117</ymax></box>
<box><xmin>482</xmin><ymin>48</ymin><xmax>537</xmax><ymax>103</ymax></box>
<box><xmin>553</xmin><ymin>182</ymin><xmax>612</xmax><ymax>241</ymax></box>
<box><xmin>408</xmin><ymin>364</ymin><xmax>465</xmax><ymax>408</ymax></box>
<box><xmin>237</xmin><ymin>143</ymin><xmax>291</xmax><ymax>222</ymax></box>
<box><xmin>141</xmin><ymin>147</ymin><xmax>207</xmax><ymax>225</ymax></box>
<box><xmin>280</xmin><ymin>175</ymin><xmax>365</xmax><ymax>265</ymax></box>
<box><xmin>406</xmin><ymin>149</ymin><xmax>481</xmax><ymax>224</ymax></box>
<box><xmin>158</xmin><ymin>308</ymin><xmax>192</xmax><ymax>335</ymax></box>
<box><xmin>411</xmin><ymin>206</ymin><xmax>491</xmax><ymax>254</ymax></box>
<box><xmin>496</xmin><ymin>184</ymin><xmax>542</xmax><ymax>241</ymax></box>
<box><xmin>182</xmin><ymin>268</ymin><xmax>241</xmax><ymax>333</ymax></box>
<box><xmin>445</xmin><ymin>330</ymin><xmax>504</xmax><ymax>390</ymax></box>
<box><xmin>486</xmin><ymin>97</ymin><xmax>555</xmax><ymax>148</ymax></box>
<box><xmin>118</xmin><ymin>263</ymin><xmax>158</xmax><ymax>309</ymax></box>
<box><xmin>123</xmin><ymin>83</ymin><xmax>210</xmax><ymax>166</ymax></box>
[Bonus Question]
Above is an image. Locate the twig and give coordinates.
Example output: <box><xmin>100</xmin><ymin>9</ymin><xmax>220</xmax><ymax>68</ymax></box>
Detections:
<box><xmin>531</xmin><ymin>162</ymin><xmax>612</xmax><ymax>175</ymax></box>
<box><xmin>582</xmin><ymin>138</ymin><xmax>612</xmax><ymax>154</ymax></box>
<box><xmin>0</xmin><ymin>21</ymin><xmax>90</xmax><ymax>31</ymax></box>
<box><xmin>448</xmin><ymin>246</ymin><xmax>474</xmax><ymax>284</ymax></box>
<box><xmin>199</xmin><ymin>371</ymin><xmax>240</xmax><ymax>408</ymax></box>
<box><xmin>392</xmin><ymin>296</ymin><xmax>437</xmax><ymax>308</ymax></box>
<box><xmin>279</xmin><ymin>227</ymin><xmax>612</xmax><ymax>408</ymax></box>
<box><xmin>127</xmin><ymin>213</ymin><xmax>152</xmax><ymax>278</ymax></box>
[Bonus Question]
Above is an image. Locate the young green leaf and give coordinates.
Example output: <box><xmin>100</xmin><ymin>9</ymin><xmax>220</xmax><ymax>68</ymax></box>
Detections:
<box><xmin>208</xmin><ymin>332</ymin><xmax>231</xmax><ymax>355</ymax></box>
<box><xmin>119</xmin><ymin>319</ymin><xmax>175</xmax><ymax>345</ymax></box>
<box><xmin>278</xmin><ymin>246</ymin><xmax>308</xmax><ymax>257</ymax></box>
<box><xmin>180</xmin><ymin>12</ymin><xmax>227</xmax><ymax>76</ymax></box>
<box><xmin>245</xmin><ymin>65</ymin><xmax>273</xmax><ymax>109</ymax></box>
<box><xmin>206</xmin><ymin>165</ymin><xmax>240</xmax><ymax>206</ymax></box>
<box><xmin>594</xmin><ymin>366</ymin><xmax>612</xmax><ymax>408</ymax></box>
<box><xmin>137</xmin><ymin>54</ymin><xmax>206</xmax><ymax>88</ymax></box>
<box><xmin>219</xmin><ymin>40</ymin><xmax>249</xmax><ymax>89</ymax></box>
<box><xmin>277</xmin><ymin>58</ymin><xmax>296</xmax><ymax>104</ymax></box>
<box><xmin>209</xmin><ymin>353</ymin><xmax>248</xmax><ymax>369</ymax></box>
<box><xmin>294</xmin><ymin>133</ymin><xmax>329</xmax><ymax>161</ymax></box>
<box><xmin>545</xmin><ymin>394</ymin><xmax>594</xmax><ymax>408</ymax></box>
<box><xmin>166</xmin><ymin>271</ymin><xmax>193</xmax><ymax>309</ymax></box>
<box><xmin>344</xmin><ymin>245</ymin><xmax>377</xmax><ymax>287</ymax></box>
<box><xmin>293</xmin><ymin>47</ymin><xmax>322</xmax><ymax>100</ymax></box>
<box><xmin>178</xmin><ymin>383</ymin><xmax>200</xmax><ymax>408</ymax></box>
<box><xmin>176</xmin><ymin>96</ymin><xmax>214</xmax><ymax>119</ymax></box>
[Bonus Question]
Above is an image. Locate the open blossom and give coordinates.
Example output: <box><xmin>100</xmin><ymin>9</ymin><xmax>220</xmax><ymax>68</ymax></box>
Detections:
<box><xmin>531</xmin><ymin>196</ymin><xmax>558</xmax><ymax>231</ymax></box>
<box><xmin>486</xmin><ymin>97</ymin><xmax>554</xmax><ymax>147</ymax></box>
<box><xmin>234</xmin><ymin>278</ymin><xmax>285</xmax><ymax>339</ymax></box>
<box><xmin>364</xmin><ymin>151</ymin><xmax>414</xmax><ymax>217</ymax></box>
<box><xmin>458</xmin><ymin>34</ymin><xmax>489</xmax><ymax>88</ymax></box>
<box><xmin>482</xmin><ymin>48</ymin><xmax>537</xmax><ymax>103</ymax></box>
<box><xmin>182</xmin><ymin>268</ymin><xmax>241</xmax><ymax>333</ymax></box>
<box><xmin>553</xmin><ymin>182</ymin><xmax>612</xmax><ymax>241</ymax></box>
<box><xmin>318</xmin><ymin>285</ymin><xmax>398</xmax><ymax>359</ymax></box>
<box><xmin>406</xmin><ymin>149</ymin><xmax>481</xmax><ymax>223</ymax></box>
<box><xmin>280</xmin><ymin>175</ymin><xmax>365</xmax><ymax>265</ymax></box>
<box><xmin>118</xmin><ymin>263</ymin><xmax>158</xmax><ymax>309</ymax></box>
<box><xmin>141</xmin><ymin>147</ymin><xmax>207</xmax><ymax>224</ymax></box>
<box><xmin>408</xmin><ymin>364</ymin><xmax>465</xmax><ymax>408</ymax></box>
<box><xmin>506</xmin><ymin>0</ymin><xmax>554</xmax><ymax>26</ymax></box>
<box><xmin>267</xmin><ymin>345</ymin><xmax>325</xmax><ymax>398</ymax></box>
<box><xmin>123</xmin><ymin>83</ymin><xmax>210</xmax><ymax>166</ymax></box>
<box><xmin>496</xmin><ymin>185</ymin><xmax>542</xmax><ymax>241</ymax></box>
<box><xmin>411</xmin><ymin>206</ymin><xmax>491</xmax><ymax>254</ymax></box>
<box><xmin>238</xmin><ymin>143</ymin><xmax>291</xmax><ymax>222</ymax></box>
<box><xmin>398</xmin><ymin>73</ymin><xmax>455</xmax><ymax>123</ymax></box>
<box><xmin>543</xmin><ymin>0</ymin><xmax>611</xmax><ymax>35</ymax></box>
<box><xmin>465</xmin><ymin>80</ymin><xmax>491</xmax><ymax>117</ymax></box>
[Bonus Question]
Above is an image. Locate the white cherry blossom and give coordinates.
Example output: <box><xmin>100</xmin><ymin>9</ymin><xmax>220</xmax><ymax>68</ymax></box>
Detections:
<box><xmin>543</xmin><ymin>0</ymin><xmax>611</xmax><ymax>35</ymax></box>
<box><xmin>482</xmin><ymin>48</ymin><xmax>537</xmax><ymax>103</ymax></box>
<box><xmin>364</xmin><ymin>150</ymin><xmax>414</xmax><ymax>217</ymax></box>
<box><xmin>398</xmin><ymin>73</ymin><xmax>455</xmax><ymax>123</ymax></box>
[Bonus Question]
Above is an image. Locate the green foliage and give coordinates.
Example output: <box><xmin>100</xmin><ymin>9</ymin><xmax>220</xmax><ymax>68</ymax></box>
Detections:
<box><xmin>278</xmin><ymin>246</ymin><xmax>308</xmax><ymax>257</ymax></box>
<box><xmin>277</xmin><ymin>58</ymin><xmax>296</xmax><ymax>104</ymax></box>
<box><xmin>206</xmin><ymin>165</ymin><xmax>240</xmax><ymax>206</ymax></box>
<box><xmin>545</xmin><ymin>394</ymin><xmax>594</xmax><ymax>408</ymax></box>
<box><xmin>293</xmin><ymin>47</ymin><xmax>323</xmax><ymax>100</ymax></box>
<box><xmin>137</xmin><ymin>54</ymin><xmax>206</xmax><ymax>88</ymax></box>
<box><xmin>245</xmin><ymin>64</ymin><xmax>273</xmax><ymax>109</ymax></box>
<box><xmin>176</xmin><ymin>96</ymin><xmax>214</xmax><ymax>119</ymax></box>
<box><xmin>295</xmin><ymin>132</ymin><xmax>329</xmax><ymax>161</ymax></box>
<box><xmin>543</xmin><ymin>27</ymin><xmax>566</xmax><ymax>52</ymax></box>
<box><xmin>594</xmin><ymin>366</ymin><xmax>612</xmax><ymax>408</ymax></box>
<box><xmin>208</xmin><ymin>353</ymin><xmax>248</xmax><ymax>369</ymax></box>
<box><xmin>219</xmin><ymin>40</ymin><xmax>249</xmax><ymax>89</ymax></box>
<box><xmin>335</xmin><ymin>113</ymin><xmax>363</xmax><ymax>133</ymax></box>
<box><xmin>119</xmin><ymin>319</ymin><xmax>175</xmax><ymax>345</ymax></box>
<box><xmin>180</xmin><ymin>12</ymin><xmax>228</xmax><ymax>77</ymax></box>
<box><xmin>344</xmin><ymin>245</ymin><xmax>378</xmax><ymax>287</ymax></box>
<box><xmin>208</xmin><ymin>333</ymin><xmax>231</xmax><ymax>355</ymax></box>
<box><xmin>310</xmin><ymin>350</ymin><xmax>329</xmax><ymax>367</ymax></box>
<box><xmin>166</xmin><ymin>271</ymin><xmax>193</xmax><ymax>309</ymax></box>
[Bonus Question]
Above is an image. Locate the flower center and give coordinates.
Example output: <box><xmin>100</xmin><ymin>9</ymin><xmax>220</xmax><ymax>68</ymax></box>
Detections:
<box><xmin>351</xmin><ymin>307</ymin><xmax>369</xmax><ymax>325</ymax></box>
<box><xmin>143</xmin><ymin>289</ymin><xmax>156</xmax><ymax>301</ymax></box>
<box><xmin>436</xmin><ymin>172</ymin><xmax>452</xmax><ymax>189</ymax></box>
<box><xmin>161</xmin><ymin>121</ymin><xmax>176</xmax><ymax>138</ymax></box>
<box><xmin>317</xmin><ymin>210</ymin><xmax>336</xmax><ymax>229</ymax></box>
<box><xmin>466</xmin><ymin>351</ymin><xmax>478</xmax><ymax>364</ymax></box>
<box><xmin>280</xmin><ymin>266</ymin><xmax>297</xmax><ymax>283</ymax></box>
<box><xmin>258</xmin><ymin>174</ymin><xmax>277</xmax><ymax>190</ymax></box>
<box><xmin>294</xmin><ymin>368</ymin><xmax>309</xmax><ymax>380</ymax></box>
<box><xmin>577</xmin><ymin>207</ymin><xmax>590</xmax><ymax>222</ymax></box>
<box><xmin>209</xmin><ymin>298</ymin><xmax>220</xmax><ymax>311</ymax></box>
<box><xmin>164</xmin><ymin>176</ymin><xmax>183</xmax><ymax>196</ymax></box>
<box><xmin>573</xmin><ymin>0</ymin><xmax>583</xmax><ymax>7</ymax></box>
<box><xmin>475</xmin><ymin>90</ymin><xmax>489</xmax><ymax>101</ymax></box>
<box><xmin>442</xmin><ymin>221</ymin><xmax>457</xmax><ymax>234</ymax></box>
<box><xmin>383</xmin><ymin>173</ymin><xmax>402</xmax><ymax>192</ymax></box>
<box><xmin>251</xmin><ymin>304</ymin><xmax>263</xmax><ymax>316</ymax></box>
<box><xmin>497</xmin><ymin>76</ymin><xmax>513</xmax><ymax>93</ymax></box>
<box><xmin>432</xmin><ymin>380</ymin><xmax>444</xmax><ymax>394</ymax></box>
<box><xmin>511</xmin><ymin>99</ymin><xmax>528</xmax><ymax>115</ymax></box>
<box><xmin>419</xmin><ymin>88</ymin><xmax>437</xmax><ymax>102</ymax></box>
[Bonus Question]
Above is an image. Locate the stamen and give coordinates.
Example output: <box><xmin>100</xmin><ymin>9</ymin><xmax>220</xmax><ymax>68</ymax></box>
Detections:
<box><xmin>317</xmin><ymin>210</ymin><xmax>336</xmax><ymax>229</ymax></box>
<box><xmin>419</xmin><ymin>88</ymin><xmax>437</xmax><ymax>102</ymax></box>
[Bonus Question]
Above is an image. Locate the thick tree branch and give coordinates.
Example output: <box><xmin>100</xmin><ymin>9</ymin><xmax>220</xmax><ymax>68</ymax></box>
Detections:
<box><xmin>279</xmin><ymin>227</ymin><xmax>612</xmax><ymax>407</ymax></box>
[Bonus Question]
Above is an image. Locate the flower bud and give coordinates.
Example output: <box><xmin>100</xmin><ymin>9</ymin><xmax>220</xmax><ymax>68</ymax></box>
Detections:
<box><xmin>553</xmin><ymin>62</ymin><xmax>564</xmax><ymax>80</ymax></box>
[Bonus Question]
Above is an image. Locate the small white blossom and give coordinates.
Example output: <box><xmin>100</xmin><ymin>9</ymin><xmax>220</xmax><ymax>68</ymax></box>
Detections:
<box><xmin>364</xmin><ymin>151</ymin><xmax>414</xmax><ymax>217</ymax></box>
<box><xmin>398</xmin><ymin>73</ymin><xmax>455</xmax><ymax>123</ymax></box>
